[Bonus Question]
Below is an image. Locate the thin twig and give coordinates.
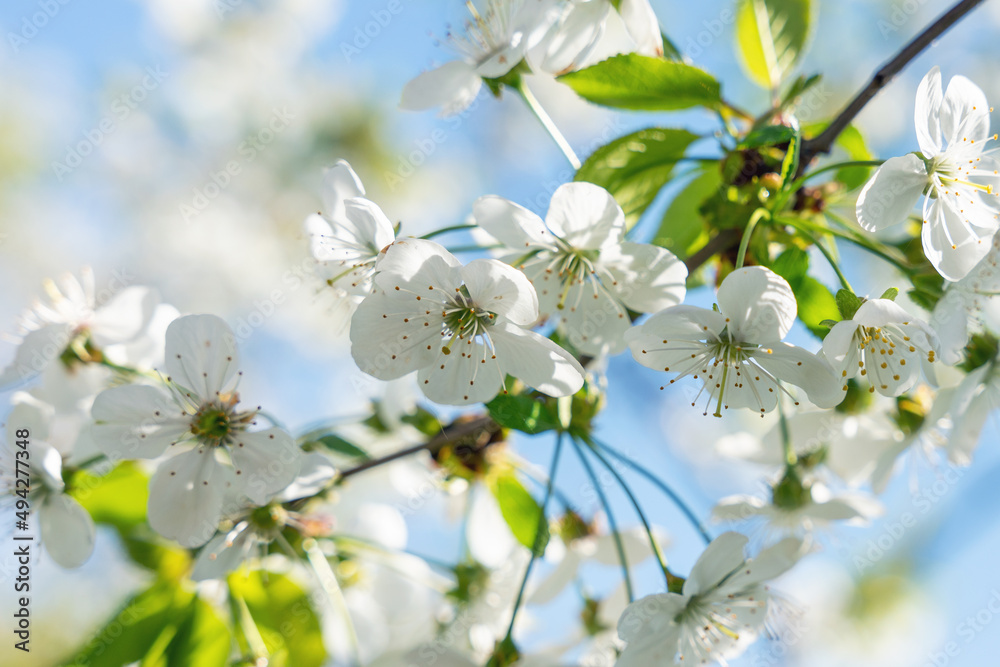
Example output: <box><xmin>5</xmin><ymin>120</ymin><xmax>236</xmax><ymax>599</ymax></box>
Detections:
<box><xmin>797</xmin><ymin>0</ymin><xmax>987</xmax><ymax>173</ymax></box>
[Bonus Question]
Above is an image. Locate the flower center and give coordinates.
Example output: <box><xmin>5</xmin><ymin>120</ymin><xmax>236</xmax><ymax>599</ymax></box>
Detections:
<box><xmin>449</xmin><ymin>0</ymin><xmax>522</xmax><ymax>66</ymax></box>
<box><xmin>855</xmin><ymin>324</ymin><xmax>934</xmax><ymax>393</ymax></box>
<box><xmin>189</xmin><ymin>395</ymin><xmax>254</xmax><ymax>447</ymax></box>
<box><xmin>441</xmin><ymin>288</ymin><xmax>496</xmax><ymax>354</ymax></box>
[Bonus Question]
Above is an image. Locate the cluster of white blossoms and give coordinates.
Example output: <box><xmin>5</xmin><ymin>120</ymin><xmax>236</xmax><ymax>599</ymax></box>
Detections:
<box><xmin>400</xmin><ymin>0</ymin><xmax>662</xmax><ymax>115</ymax></box>
<box><xmin>858</xmin><ymin>67</ymin><xmax>1000</xmax><ymax>281</ymax></box>
<box><xmin>6</xmin><ymin>0</ymin><xmax>1000</xmax><ymax>659</ymax></box>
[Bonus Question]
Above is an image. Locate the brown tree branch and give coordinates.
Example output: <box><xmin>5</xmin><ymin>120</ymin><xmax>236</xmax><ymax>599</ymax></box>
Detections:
<box><xmin>797</xmin><ymin>0</ymin><xmax>987</xmax><ymax>174</ymax></box>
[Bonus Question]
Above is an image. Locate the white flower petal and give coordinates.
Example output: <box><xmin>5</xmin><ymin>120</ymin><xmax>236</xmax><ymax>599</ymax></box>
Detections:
<box><xmin>559</xmin><ymin>281</ymin><xmax>631</xmax><ymax>355</ymax></box>
<box><xmin>373</xmin><ymin>238</ymin><xmax>462</xmax><ymax>292</ymax></box>
<box><xmin>626</xmin><ymin>305</ymin><xmax>727</xmax><ymax>371</ymax></box>
<box><xmin>619</xmin><ymin>0</ymin><xmax>662</xmax><ymax>56</ymax></box>
<box><xmin>89</xmin><ymin>286</ymin><xmax>158</xmax><ymax>349</ymax></box>
<box><xmin>914</xmin><ymin>66</ymin><xmax>943</xmax><ymax>156</ymax></box>
<box><xmin>922</xmin><ymin>196</ymin><xmax>995</xmax><ymax>281</ymax></box>
<box><xmin>490</xmin><ymin>321</ymin><xmax>585</xmax><ymax>397</ymax></box>
<box><xmin>229</xmin><ymin>427</ymin><xmax>302</xmax><ymax>505</ymax></box>
<box><xmin>856</xmin><ymin>154</ymin><xmax>927</xmax><ymax>232</ymax></box>
<box><xmin>718</xmin><ymin>266</ymin><xmax>797</xmax><ymax>343</ymax></box>
<box><xmin>90</xmin><ymin>384</ymin><xmax>191</xmax><ymax>458</ymax></box>
<box><xmin>39</xmin><ymin>493</ymin><xmax>95</xmax><ymax>569</ymax></box>
<box><xmin>528</xmin><ymin>550</ymin><xmax>582</xmax><ymax>605</ymax></box>
<box><xmin>683</xmin><ymin>531</ymin><xmax>748</xmax><ymax>597</ymax></box>
<box><xmin>472</xmin><ymin>195</ymin><xmax>555</xmax><ymax>250</ymax></box>
<box><xmin>350</xmin><ymin>292</ymin><xmax>444</xmax><ymax>380</ymax></box>
<box><xmin>164</xmin><ymin>314</ymin><xmax>240</xmax><ymax>399</ymax></box>
<box><xmin>545</xmin><ymin>182</ymin><xmax>625</xmax><ymax>250</ymax></box>
<box><xmin>0</xmin><ymin>323</ymin><xmax>74</xmax><ymax>386</ymax></box>
<box><xmin>190</xmin><ymin>527</ymin><xmax>255</xmax><ymax>581</ymax></box>
<box><xmin>416</xmin><ymin>338</ymin><xmax>505</xmax><ymax>405</ymax></box>
<box><xmin>822</xmin><ymin>320</ymin><xmax>861</xmax><ymax>379</ymax></box>
<box><xmin>461</xmin><ymin>259</ymin><xmax>539</xmax><ymax>326</ymax></box>
<box><xmin>147</xmin><ymin>447</ymin><xmax>234</xmax><ymax>547</ymax></box>
<box><xmin>948</xmin><ymin>369</ymin><xmax>997</xmax><ymax>465</ymax></box>
<box><xmin>400</xmin><ymin>60</ymin><xmax>483</xmax><ymax>116</ymax></box>
<box><xmin>277</xmin><ymin>452</ymin><xmax>338</xmax><ymax>502</ymax></box>
<box><xmin>718</xmin><ymin>537</ymin><xmax>802</xmax><ymax>591</ymax></box>
<box><xmin>753</xmin><ymin>343</ymin><xmax>845</xmax><ymax>409</ymax></box>
<box><xmin>529</xmin><ymin>0</ymin><xmax>608</xmax><ymax>75</ymax></box>
<box><xmin>941</xmin><ymin>74</ymin><xmax>991</xmax><ymax>148</ymax></box>
<box><xmin>608</xmin><ymin>242</ymin><xmax>687</xmax><ymax>313</ymax></box>
<box><xmin>322</xmin><ymin>159</ymin><xmax>366</xmax><ymax>219</ymax></box>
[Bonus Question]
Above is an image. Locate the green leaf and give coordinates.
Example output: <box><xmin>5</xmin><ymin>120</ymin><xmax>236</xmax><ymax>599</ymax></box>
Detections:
<box><xmin>487</xmin><ymin>393</ymin><xmax>559</xmax><ymax>435</ymax></box>
<box><xmin>780</xmin><ymin>73</ymin><xmax>822</xmax><ymax>109</ymax></box>
<box><xmin>736</xmin><ymin>0</ymin><xmax>813</xmax><ymax>89</ymax></box>
<box><xmin>143</xmin><ymin>598</ymin><xmax>232</xmax><ymax>667</ymax></box>
<box><xmin>228</xmin><ymin>572</ymin><xmax>327</xmax><ymax>667</ymax></box>
<box><xmin>771</xmin><ymin>247</ymin><xmax>809</xmax><ymax>284</ymax></box>
<box><xmin>739</xmin><ymin>124</ymin><xmax>796</xmax><ymax>150</ymax></box>
<box><xmin>795</xmin><ymin>277</ymin><xmax>840</xmax><ymax>338</ymax></box>
<box><xmin>836</xmin><ymin>288</ymin><xmax>863</xmax><ymax>321</ymax></box>
<box><xmin>71</xmin><ymin>462</ymin><xmax>149</xmax><ymax>528</ymax></box>
<box><xmin>575</xmin><ymin>128</ymin><xmax>699</xmax><ymax>225</ymax></box>
<box><xmin>312</xmin><ymin>434</ymin><xmax>370</xmax><ymax>461</ymax></box>
<box><xmin>654</xmin><ymin>168</ymin><xmax>720</xmax><ymax>261</ymax></box>
<box><xmin>65</xmin><ymin>582</ymin><xmax>194</xmax><ymax>667</ymax></box>
<box><xmin>880</xmin><ymin>287</ymin><xmax>899</xmax><ymax>301</ymax></box>
<box><xmin>400</xmin><ymin>406</ymin><xmax>444</xmax><ymax>436</ymax></box>
<box><xmin>772</xmin><ymin>248</ymin><xmax>839</xmax><ymax>337</ymax></box>
<box><xmin>558</xmin><ymin>54</ymin><xmax>721</xmax><ymax>111</ymax></box>
<box><xmin>779</xmin><ymin>127</ymin><xmax>801</xmax><ymax>188</ymax></box>
<box><xmin>488</xmin><ymin>471</ymin><xmax>549</xmax><ymax>554</ymax></box>
<box><xmin>834</xmin><ymin>125</ymin><xmax>875</xmax><ymax>190</ymax></box>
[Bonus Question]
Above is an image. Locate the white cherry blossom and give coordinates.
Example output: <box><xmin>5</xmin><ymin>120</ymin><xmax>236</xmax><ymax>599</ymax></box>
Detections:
<box><xmin>616</xmin><ymin>532</ymin><xmax>802</xmax><ymax>666</ymax></box>
<box><xmin>947</xmin><ymin>360</ymin><xmax>1000</xmax><ymax>465</ymax></box>
<box><xmin>931</xmin><ymin>233</ymin><xmax>1000</xmax><ymax>364</ymax></box>
<box><xmin>626</xmin><ymin>266</ymin><xmax>843</xmax><ymax>416</ymax></box>
<box><xmin>0</xmin><ymin>268</ymin><xmax>161</xmax><ymax>387</ymax></box>
<box><xmin>2</xmin><ymin>402</ymin><xmax>95</xmax><ymax>569</ymax></box>
<box><xmin>530</xmin><ymin>0</ymin><xmax>662</xmax><ymax>75</ymax></box>
<box><xmin>90</xmin><ymin>314</ymin><xmax>303</xmax><ymax>547</ymax></box>
<box><xmin>713</xmin><ymin>487</ymin><xmax>882</xmax><ymax>543</ymax></box>
<box><xmin>822</xmin><ymin>298</ymin><xmax>938</xmax><ymax>397</ymax></box>
<box><xmin>400</xmin><ymin>0</ymin><xmax>561</xmax><ymax>116</ymax></box>
<box><xmin>305</xmin><ymin>161</ymin><xmax>396</xmax><ymax>328</ymax></box>
<box><xmin>350</xmin><ymin>239</ymin><xmax>585</xmax><ymax>406</ymax></box>
<box><xmin>857</xmin><ymin>67</ymin><xmax>1000</xmax><ymax>281</ymax></box>
<box><xmin>474</xmin><ymin>182</ymin><xmax>687</xmax><ymax>355</ymax></box>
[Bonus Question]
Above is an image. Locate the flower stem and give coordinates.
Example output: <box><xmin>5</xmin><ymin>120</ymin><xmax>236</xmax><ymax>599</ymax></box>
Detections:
<box><xmin>303</xmin><ymin>538</ymin><xmax>361</xmax><ymax>666</ymax></box>
<box><xmin>571</xmin><ymin>436</ymin><xmax>635</xmax><ymax>603</ymax></box>
<box><xmin>227</xmin><ymin>586</ymin><xmax>270</xmax><ymax>662</ymax></box>
<box><xmin>592</xmin><ymin>438</ymin><xmax>712</xmax><ymax>545</ymax></box>
<box><xmin>777</xmin><ymin>394</ymin><xmax>797</xmax><ymax>468</ymax></box>
<box><xmin>791</xmin><ymin>224</ymin><xmax>855</xmax><ymax>291</ymax></box>
<box><xmin>504</xmin><ymin>433</ymin><xmax>566</xmax><ymax>640</ymax></box>
<box><xmin>516</xmin><ymin>79</ymin><xmax>582</xmax><ymax>170</ymax></box>
<box><xmin>420</xmin><ymin>224</ymin><xmax>478</xmax><ymax>240</ymax></box>
<box><xmin>736</xmin><ymin>208</ymin><xmax>771</xmax><ymax>269</ymax></box>
<box><xmin>582</xmin><ymin>438</ymin><xmax>672</xmax><ymax>589</ymax></box>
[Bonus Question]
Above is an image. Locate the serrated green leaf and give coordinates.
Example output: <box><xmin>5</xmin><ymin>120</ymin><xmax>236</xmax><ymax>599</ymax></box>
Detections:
<box><xmin>879</xmin><ymin>287</ymin><xmax>899</xmax><ymax>301</ymax></box>
<box><xmin>558</xmin><ymin>54</ymin><xmax>721</xmax><ymax>111</ymax></box>
<box><xmin>736</xmin><ymin>0</ymin><xmax>813</xmax><ymax>89</ymax></box>
<box><xmin>486</xmin><ymin>393</ymin><xmax>559</xmax><ymax>435</ymax></box>
<box><xmin>575</xmin><ymin>128</ymin><xmax>699</xmax><ymax>225</ymax></box>
<box><xmin>227</xmin><ymin>572</ymin><xmax>327</xmax><ymax>667</ymax></box>
<box><xmin>654</xmin><ymin>168</ymin><xmax>720</xmax><ymax>261</ymax></box>
<box><xmin>836</xmin><ymin>289</ymin><xmax>863</xmax><ymax>321</ymax></box>
<box><xmin>488</xmin><ymin>471</ymin><xmax>549</xmax><ymax>554</ymax></box>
